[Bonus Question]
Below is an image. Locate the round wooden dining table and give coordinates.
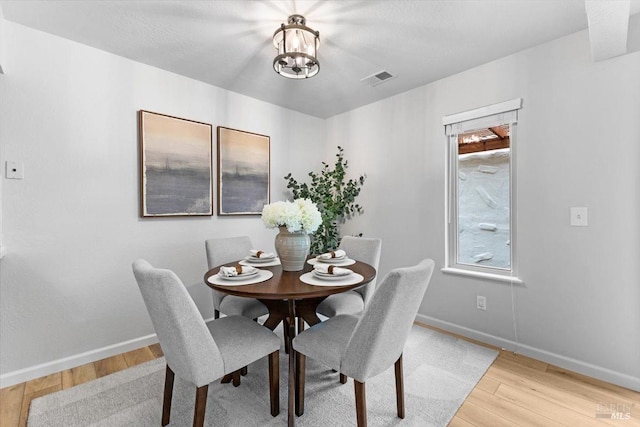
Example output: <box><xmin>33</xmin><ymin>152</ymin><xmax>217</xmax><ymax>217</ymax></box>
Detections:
<box><xmin>204</xmin><ymin>259</ymin><xmax>376</xmax><ymax>427</ymax></box>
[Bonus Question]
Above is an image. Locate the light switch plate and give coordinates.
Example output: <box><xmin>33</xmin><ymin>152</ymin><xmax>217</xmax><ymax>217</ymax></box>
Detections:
<box><xmin>571</xmin><ymin>207</ymin><xmax>588</xmax><ymax>226</ymax></box>
<box><xmin>6</xmin><ymin>161</ymin><xmax>24</xmax><ymax>179</ymax></box>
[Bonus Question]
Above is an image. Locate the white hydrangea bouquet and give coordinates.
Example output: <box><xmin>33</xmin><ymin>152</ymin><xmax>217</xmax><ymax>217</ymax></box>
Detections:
<box><xmin>261</xmin><ymin>198</ymin><xmax>322</xmax><ymax>234</ymax></box>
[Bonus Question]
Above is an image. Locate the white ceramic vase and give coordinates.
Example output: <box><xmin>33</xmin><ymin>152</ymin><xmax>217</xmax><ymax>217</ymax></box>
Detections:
<box><xmin>274</xmin><ymin>226</ymin><xmax>310</xmax><ymax>271</ymax></box>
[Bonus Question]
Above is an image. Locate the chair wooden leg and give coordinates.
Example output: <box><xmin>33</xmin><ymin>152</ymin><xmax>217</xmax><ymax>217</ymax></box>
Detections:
<box><xmin>232</xmin><ymin>369</ymin><xmax>241</xmax><ymax>387</ymax></box>
<box><xmin>214</xmin><ymin>309</ymin><xmax>220</xmax><ymax>319</ymax></box>
<box><xmin>339</xmin><ymin>373</ymin><xmax>347</xmax><ymax>384</ymax></box>
<box><xmin>269</xmin><ymin>350</ymin><xmax>280</xmax><ymax>417</ymax></box>
<box><xmin>395</xmin><ymin>354</ymin><xmax>405</xmax><ymax>419</ymax></box>
<box><xmin>193</xmin><ymin>385</ymin><xmax>208</xmax><ymax>427</ymax></box>
<box><xmin>283</xmin><ymin>321</ymin><xmax>290</xmax><ymax>354</ymax></box>
<box><xmin>354</xmin><ymin>380</ymin><xmax>367</xmax><ymax>427</ymax></box>
<box><xmin>297</xmin><ymin>317</ymin><xmax>304</xmax><ymax>333</ymax></box>
<box><xmin>295</xmin><ymin>352</ymin><xmax>306</xmax><ymax>416</ymax></box>
<box><xmin>240</xmin><ymin>366</ymin><xmax>248</xmax><ymax>376</ymax></box>
<box><xmin>162</xmin><ymin>365</ymin><xmax>174</xmax><ymax>426</ymax></box>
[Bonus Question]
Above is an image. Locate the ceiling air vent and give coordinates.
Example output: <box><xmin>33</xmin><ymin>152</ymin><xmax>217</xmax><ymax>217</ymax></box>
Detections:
<box><xmin>360</xmin><ymin>70</ymin><xmax>396</xmax><ymax>87</ymax></box>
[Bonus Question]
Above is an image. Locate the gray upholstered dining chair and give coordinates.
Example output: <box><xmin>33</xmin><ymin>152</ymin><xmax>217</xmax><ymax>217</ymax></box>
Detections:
<box><xmin>132</xmin><ymin>259</ymin><xmax>280</xmax><ymax>427</ymax></box>
<box><xmin>205</xmin><ymin>236</ymin><xmax>269</xmax><ymax>320</ymax></box>
<box><xmin>293</xmin><ymin>258</ymin><xmax>435</xmax><ymax>427</ymax></box>
<box><xmin>316</xmin><ymin>236</ymin><xmax>382</xmax><ymax>318</ymax></box>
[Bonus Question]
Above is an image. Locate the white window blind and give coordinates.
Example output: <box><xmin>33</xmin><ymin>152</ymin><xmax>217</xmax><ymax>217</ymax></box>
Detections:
<box><xmin>443</xmin><ymin>98</ymin><xmax>522</xmax><ymax>135</ymax></box>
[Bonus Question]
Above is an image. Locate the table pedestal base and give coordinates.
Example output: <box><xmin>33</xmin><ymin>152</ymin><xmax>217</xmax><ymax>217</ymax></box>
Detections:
<box><xmin>260</xmin><ymin>297</ymin><xmax>325</xmax><ymax>426</ymax></box>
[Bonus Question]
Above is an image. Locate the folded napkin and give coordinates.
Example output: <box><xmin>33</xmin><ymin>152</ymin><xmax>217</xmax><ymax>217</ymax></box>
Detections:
<box><xmin>317</xmin><ymin>249</ymin><xmax>346</xmax><ymax>260</ymax></box>
<box><xmin>219</xmin><ymin>265</ymin><xmax>257</xmax><ymax>277</ymax></box>
<box><xmin>250</xmin><ymin>250</ymin><xmax>275</xmax><ymax>259</ymax></box>
<box><xmin>314</xmin><ymin>264</ymin><xmax>351</xmax><ymax>276</ymax></box>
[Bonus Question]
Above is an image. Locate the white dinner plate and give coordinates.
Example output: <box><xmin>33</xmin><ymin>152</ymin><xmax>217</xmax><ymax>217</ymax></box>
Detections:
<box><xmin>299</xmin><ymin>272</ymin><xmax>364</xmax><ymax>287</ymax></box>
<box><xmin>307</xmin><ymin>257</ymin><xmax>356</xmax><ymax>267</ymax></box>
<box><xmin>316</xmin><ymin>256</ymin><xmax>347</xmax><ymax>264</ymax></box>
<box><xmin>244</xmin><ymin>256</ymin><xmax>275</xmax><ymax>263</ymax></box>
<box><xmin>313</xmin><ymin>270</ymin><xmax>352</xmax><ymax>281</ymax></box>
<box><xmin>208</xmin><ymin>269</ymin><xmax>273</xmax><ymax>287</ymax></box>
<box><xmin>220</xmin><ymin>270</ymin><xmax>259</xmax><ymax>281</ymax></box>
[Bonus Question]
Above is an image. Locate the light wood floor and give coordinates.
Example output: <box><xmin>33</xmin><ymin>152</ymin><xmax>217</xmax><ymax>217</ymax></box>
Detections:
<box><xmin>1</xmin><ymin>325</ymin><xmax>638</xmax><ymax>427</ymax></box>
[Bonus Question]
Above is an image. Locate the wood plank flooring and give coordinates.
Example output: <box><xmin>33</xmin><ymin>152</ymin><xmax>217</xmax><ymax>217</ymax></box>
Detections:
<box><xmin>0</xmin><ymin>343</ymin><xmax>162</xmax><ymax>427</ymax></box>
<box><xmin>1</xmin><ymin>328</ymin><xmax>637</xmax><ymax>427</ymax></box>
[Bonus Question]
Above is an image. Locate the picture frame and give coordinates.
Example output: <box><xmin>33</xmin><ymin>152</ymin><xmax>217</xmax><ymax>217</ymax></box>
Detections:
<box><xmin>138</xmin><ymin>110</ymin><xmax>213</xmax><ymax>217</ymax></box>
<box><xmin>217</xmin><ymin>126</ymin><xmax>270</xmax><ymax>215</ymax></box>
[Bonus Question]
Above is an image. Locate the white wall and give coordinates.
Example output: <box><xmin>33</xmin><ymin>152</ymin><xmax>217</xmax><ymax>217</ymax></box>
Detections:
<box><xmin>0</xmin><ymin>5</ymin><xmax>6</xmax><ymax>265</ymax></box>
<box><xmin>0</xmin><ymin>22</ymin><xmax>324</xmax><ymax>384</ymax></box>
<box><xmin>328</xmin><ymin>29</ymin><xmax>640</xmax><ymax>390</ymax></box>
<box><xmin>0</xmin><ymin>4</ymin><xmax>6</xmax><ymax>74</ymax></box>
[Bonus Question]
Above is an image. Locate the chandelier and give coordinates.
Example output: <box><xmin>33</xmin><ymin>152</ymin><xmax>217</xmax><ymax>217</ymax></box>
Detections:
<box><xmin>273</xmin><ymin>15</ymin><xmax>320</xmax><ymax>79</ymax></box>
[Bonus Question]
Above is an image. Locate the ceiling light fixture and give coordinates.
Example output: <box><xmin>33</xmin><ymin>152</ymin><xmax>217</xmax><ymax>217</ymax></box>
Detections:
<box><xmin>273</xmin><ymin>14</ymin><xmax>320</xmax><ymax>79</ymax></box>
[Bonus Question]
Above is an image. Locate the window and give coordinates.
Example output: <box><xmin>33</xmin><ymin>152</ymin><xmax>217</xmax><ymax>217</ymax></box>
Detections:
<box><xmin>443</xmin><ymin>99</ymin><xmax>523</xmax><ymax>282</ymax></box>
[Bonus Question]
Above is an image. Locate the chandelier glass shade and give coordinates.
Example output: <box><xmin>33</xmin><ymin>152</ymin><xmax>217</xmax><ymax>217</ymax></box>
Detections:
<box><xmin>273</xmin><ymin>15</ymin><xmax>320</xmax><ymax>79</ymax></box>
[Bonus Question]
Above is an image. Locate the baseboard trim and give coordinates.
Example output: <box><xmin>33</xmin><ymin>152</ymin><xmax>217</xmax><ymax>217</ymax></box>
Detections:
<box><xmin>0</xmin><ymin>316</ymin><xmax>223</xmax><ymax>389</ymax></box>
<box><xmin>0</xmin><ymin>334</ymin><xmax>154</xmax><ymax>388</ymax></box>
<box><xmin>416</xmin><ymin>314</ymin><xmax>640</xmax><ymax>392</ymax></box>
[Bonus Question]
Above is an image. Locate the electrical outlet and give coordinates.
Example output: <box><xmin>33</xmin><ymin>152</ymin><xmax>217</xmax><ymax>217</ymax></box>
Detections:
<box><xmin>6</xmin><ymin>161</ymin><xmax>24</xmax><ymax>179</ymax></box>
<box><xmin>570</xmin><ymin>207</ymin><xmax>588</xmax><ymax>226</ymax></box>
<box><xmin>477</xmin><ymin>295</ymin><xmax>487</xmax><ymax>311</ymax></box>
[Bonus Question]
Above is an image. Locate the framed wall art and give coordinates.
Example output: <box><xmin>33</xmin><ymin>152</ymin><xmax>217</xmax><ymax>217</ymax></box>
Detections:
<box><xmin>138</xmin><ymin>110</ymin><xmax>213</xmax><ymax>217</ymax></box>
<box><xmin>217</xmin><ymin>126</ymin><xmax>270</xmax><ymax>215</ymax></box>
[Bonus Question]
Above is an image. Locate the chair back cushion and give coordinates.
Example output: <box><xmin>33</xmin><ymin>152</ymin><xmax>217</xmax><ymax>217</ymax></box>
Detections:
<box><xmin>132</xmin><ymin>259</ymin><xmax>224</xmax><ymax>387</ymax></box>
<box><xmin>205</xmin><ymin>236</ymin><xmax>253</xmax><ymax>309</ymax></box>
<box><xmin>340</xmin><ymin>258</ymin><xmax>435</xmax><ymax>382</ymax></box>
<box><xmin>339</xmin><ymin>236</ymin><xmax>382</xmax><ymax>306</ymax></box>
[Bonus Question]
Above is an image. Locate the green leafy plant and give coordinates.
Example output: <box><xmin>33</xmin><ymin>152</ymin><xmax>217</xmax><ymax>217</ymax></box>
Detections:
<box><xmin>285</xmin><ymin>146</ymin><xmax>365</xmax><ymax>255</ymax></box>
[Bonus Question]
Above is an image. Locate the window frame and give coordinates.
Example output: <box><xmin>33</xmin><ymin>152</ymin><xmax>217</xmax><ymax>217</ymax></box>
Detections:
<box><xmin>442</xmin><ymin>98</ymin><xmax>523</xmax><ymax>283</ymax></box>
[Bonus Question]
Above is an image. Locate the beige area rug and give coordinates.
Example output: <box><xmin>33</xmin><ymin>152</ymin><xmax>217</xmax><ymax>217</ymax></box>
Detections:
<box><xmin>28</xmin><ymin>324</ymin><xmax>497</xmax><ymax>426</ymax></box>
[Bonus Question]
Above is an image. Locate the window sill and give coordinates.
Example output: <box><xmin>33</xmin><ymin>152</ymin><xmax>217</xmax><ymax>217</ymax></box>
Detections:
<box><xmin>441</xmin><ymin>267</ymin><xmax>523</xmax><ymax>285</ymax></box>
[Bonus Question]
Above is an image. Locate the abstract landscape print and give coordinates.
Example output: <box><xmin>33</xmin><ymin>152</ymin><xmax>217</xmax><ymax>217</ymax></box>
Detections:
<box><xmin>217</xmin><ymin>127</ymin><xmax>270</xmax><ymax>215</ymax></box>
<box><xmin>139</xmin><ymin>111</ymin><xmax>213</xmax><ymax>217</ymax></box>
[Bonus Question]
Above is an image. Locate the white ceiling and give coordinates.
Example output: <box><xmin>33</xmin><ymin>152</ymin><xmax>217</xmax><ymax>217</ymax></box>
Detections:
<box><xmin>1</xmin><ymin>0</ymin><xmax>639</xmax><ymax>118</ymax></box>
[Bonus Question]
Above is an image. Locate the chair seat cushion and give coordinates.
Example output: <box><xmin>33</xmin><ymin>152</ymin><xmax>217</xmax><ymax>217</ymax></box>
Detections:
<box><xmin>219</xmin><ymin>295</ymin><xmax>269</xmax><ymax>319</ymax></box>
<box><xmin>292</xmin><ymin>314</ymin><xmax>359</xmax><ymax>372</ymax></box>
<box><xmin>316</xmin><ymin>290</ymin><xmax>364</xmax><ymax>317</ymax></box>
<box><xmin>208</xmin><ymin>316</ymin><xmax>280</xmax><ymax>374</ymax></box>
